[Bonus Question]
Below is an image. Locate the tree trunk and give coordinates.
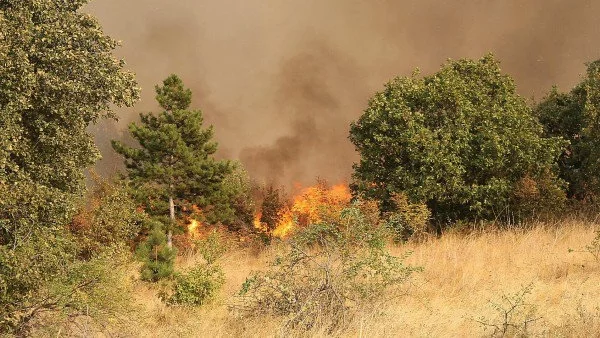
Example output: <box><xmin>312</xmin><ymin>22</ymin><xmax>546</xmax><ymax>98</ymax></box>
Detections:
<box><xmin>168</xmin><ymin>195</ymin><xmax>174</xmax><ymax>248</ymax></box>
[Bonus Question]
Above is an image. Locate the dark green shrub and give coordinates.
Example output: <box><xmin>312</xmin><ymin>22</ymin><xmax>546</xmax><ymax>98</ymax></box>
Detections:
<box><xmin>231</xmin><ymin>202</ymin><xmax>420</xmax><ymax>333</ymax></box>
<box><xmin>165</xmin><ymin>264</ymin><xmax>225</xmax><ymax>306</ymax></box>
<box><xmin>350</xmin><ymin>54</ymin><xmax>565</xmax><ymax>227</ymax></box>
<box><xmin>136</xmin><ymin>224</ymin><xmax>177</xmax><ymax>282</ymax></box>
<box><xmin>536</xmin><ymin>60</ymin><xmax>600</xmax><ymax>200</ymax></box>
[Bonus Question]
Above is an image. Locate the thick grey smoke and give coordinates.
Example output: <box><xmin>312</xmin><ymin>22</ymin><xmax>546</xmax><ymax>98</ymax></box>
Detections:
<box><xmin>86</xmin><ymin>0</ymin><xmax>600</xmax><ymax>186</ymax></box>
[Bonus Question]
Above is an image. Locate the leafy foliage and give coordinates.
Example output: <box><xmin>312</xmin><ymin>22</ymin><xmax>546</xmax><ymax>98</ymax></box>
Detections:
<box><xmin>384</xmin><ymin>193</ymin><xmax>431</xmax><ymax>242</ymax></box>
<box><xmin>232</xmin><ymin>202</ymin><xmax>419</xmax><ymax>333</ymax></box>
<box><xmin>350</xmin><ymin>54</ymin><xmax>564</xmax><ymax>226</ymax></box>
<box><xmin>165</xmin><ymin>264</ymin><xmax>225</xmax><ymax>307</ymax></box>
<box><xmin>136</xmin><ymin>224</ymin><xmax>177</xmax><ymax>282</ymax></box>
<box><xmin>221</xmin><ymin>163</ymin><xmax>256</xmax><ymax>232</ymax></box>
<box><xmin>0</xmin><ymin>229</ymin><xmax>136</xmax><ymax>334</ymax></box>
<box><xmin>0</xmin><ymin>0</ymin><xmax>139</xmax><ymax>245</ymax></box>
<box><xmin>536</xmin><ymin>60</ymin><xmax>600</xmax><ymax>200</ymax></box>
<box><xmin>70</xmin><ymin>173</ymin><xmax>143</xmax><ymax>259</ymax></box>
<box><xmin>112</xmin><ymin>75</ymin><xmax>234</xmax><ymax>228</ymax></box>
<box><xmin>0</xmin><ymin>1</ymin><xmax>138</xmax><ymax>334</ymax></box>
<box><xmin>196</xmin><ymin>230</ymin><xmax>228</xmax><ymax>265</ymax></box>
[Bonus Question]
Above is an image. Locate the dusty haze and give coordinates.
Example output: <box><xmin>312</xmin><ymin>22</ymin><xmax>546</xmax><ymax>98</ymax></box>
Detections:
<box><xmin>86</xmin><ymin>0</ymin><xmax>600</xmax><ymax>186</ymax></box>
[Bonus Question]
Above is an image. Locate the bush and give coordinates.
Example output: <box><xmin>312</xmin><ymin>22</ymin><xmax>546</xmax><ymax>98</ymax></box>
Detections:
<box><xmin>221</xmin><ymin>163</ymin><xmax>256</xmax><ymax>232</ymax></box>
<box><xmin>258</xmin><ymin>185</ymin><xmax>286</xmax><ymax>235</ymax></box>
<box><xmin>536</xmin><ymin>60</ymin><xmax>600</xmax><ymax>200</ymax></box>
<box><xmin>136</xmin><ymin>224</ymin><xmax>177</xmax><ymax>282</ymax></box>
<box><xmin>350</xmin><ymin>54</ymin><xmax>565</xmax><ymax>227</ymax></box>
<box><xmin>231</xmin><ymin>202</ymin><xmax>420</xmax><ymax>333</ymax></box>
<box><xmin>196</xmin><ymin>230</ymin><xmax>228</xmax><ymax>265</ymax></box>
<box><xmin>165</xmin><ymin>264</ymin><xmax>225</xmax><ymax>306</ymax></box>
<box><xmin>384</xmin><ymin>193</ymin><xmax>431</xmax><ymax>242</ymax></box>
<box><xmin>0</xmin><ymin>229</ymin><xmax>136</xmax><ymax>335</ymax></box>
<box><xmin>70</xmin><ymin>173</ymin><xmax>143</xmax><ymax>258</ymax></box>
<box><xmin>472</xmin><ymin>283</ymin><xmax>541</xmax><ymax>337</ymax></box>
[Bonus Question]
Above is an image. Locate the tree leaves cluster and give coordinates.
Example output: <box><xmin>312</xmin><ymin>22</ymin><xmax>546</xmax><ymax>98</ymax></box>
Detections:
<box><xmin>535</xmin><ymin>60</ymin><xmax>600</xmax><ymax>200</ymax></box>
<box><xmin>0</xmin><ymin>0</ymin><xmax>139</xmax><ymax>333</ymax></box>
<box><xmin>350</xmin><ymin>54</ymin><xmax>565</xmax><ymax>226</ymax></box>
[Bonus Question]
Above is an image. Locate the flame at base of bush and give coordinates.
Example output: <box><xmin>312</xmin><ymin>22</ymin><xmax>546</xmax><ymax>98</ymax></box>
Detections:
<box><xmin>254</xmin><ymin>183</ymin><xmax>352</xmax><ymax>238</ymax></box>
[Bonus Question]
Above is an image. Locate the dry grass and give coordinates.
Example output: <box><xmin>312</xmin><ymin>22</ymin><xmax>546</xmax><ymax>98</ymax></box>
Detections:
<box><xmin>124</xmin><ymin>220</ymin><xmax>600</xmax><ymax>337</ymax></box>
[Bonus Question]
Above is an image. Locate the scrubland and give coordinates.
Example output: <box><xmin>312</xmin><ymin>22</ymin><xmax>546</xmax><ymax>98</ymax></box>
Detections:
<box><xmin>105</xmin><ymin>219</ymin><xmax>600</xmax><ymax>338</ymax></box>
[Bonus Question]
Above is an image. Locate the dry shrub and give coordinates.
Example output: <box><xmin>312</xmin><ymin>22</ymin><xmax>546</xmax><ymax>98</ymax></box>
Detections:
<box><xmin>511</xmin><ymin>173</ymin><xmax>566</xmax><ymax>222</ymax></box>
<box><xmin>230</xmin><ymin>202</ymin><xmax>420</xmax><ymax>334</ymax></box>
<box><xmin>384</xmin><ymin>193</ymin><xmax>431</xmax><ymax>242</ymax></box>
<box><xmin>69</xmin><ymin>174</ymin><xmax>143</xmax><ymax>259</ymax></box>
<box><xmin>472</xmin><ymin>283</ymin><xmax>542</xmax><ymax>337</ymax></box>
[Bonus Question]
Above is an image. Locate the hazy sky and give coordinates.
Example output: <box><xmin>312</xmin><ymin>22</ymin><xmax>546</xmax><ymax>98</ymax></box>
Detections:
<box><xmin>86</xmin><ymin>0</ymin><xmax>600</xmax><ymax>186</ymax></box>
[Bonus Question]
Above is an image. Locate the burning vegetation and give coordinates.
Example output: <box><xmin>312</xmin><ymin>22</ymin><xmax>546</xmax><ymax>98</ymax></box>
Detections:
<box><xmin>253</xmin><ymin>182</ymin><xmax>352</xmax><ymax>239</ymax></box>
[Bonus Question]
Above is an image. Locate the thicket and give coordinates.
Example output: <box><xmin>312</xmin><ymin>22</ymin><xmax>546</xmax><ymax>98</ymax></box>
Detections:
<box><xmin>350</xmin><ymin>54</ymin><xmax>566</xmax><ymax>228</ymax></box>
<box><xmin>164</xmin><ymin>232</ymin><xmax>227</xmax><ymax>306</ymax></box>
<box><xmin>231</xmin><ymin>202</ymin><xmax>419</xmax><ymax>333</ymax></box>
<box><xmin>535</xmin><ymin>60</ymin><xmax>600</xmax><ymax>201</ymax></box>
<box><xmin>70</xmin><ymin>173</ymin><xmax>144</xmax><ymax>258</ymax></box>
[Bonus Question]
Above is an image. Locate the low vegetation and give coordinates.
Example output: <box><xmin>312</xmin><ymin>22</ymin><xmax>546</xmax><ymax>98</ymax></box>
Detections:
<box><xmin>232</xmin><ymin>203</ymin><xmax>419</xmax><ymax>334</ymax></box>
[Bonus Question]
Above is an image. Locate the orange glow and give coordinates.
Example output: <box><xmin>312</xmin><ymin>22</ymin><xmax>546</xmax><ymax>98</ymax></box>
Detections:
<box><xmin>253</xmin><ymin>211</ymin><xmax>267</xmax><ymax>233</ymax></box>
<box><xmin>187</xmin><ymin>205</ymin><xmax>203</xmax><ymax>239</ymax></box>
<box><xmin>254</xmin><ymin>183</ymin><xmax>352</xmax><ymax>239</ymax></box>
<box><xmin>187</xmin><ymin>219</ymin><xmax>202</xmax><ymax>239</ymax></box>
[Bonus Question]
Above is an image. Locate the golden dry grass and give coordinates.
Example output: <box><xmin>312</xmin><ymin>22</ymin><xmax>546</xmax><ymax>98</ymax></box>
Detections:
<box><xmin>125</xmin><ymin>220</ymin><xmax>600</xmax><ymax>337</ymax></box>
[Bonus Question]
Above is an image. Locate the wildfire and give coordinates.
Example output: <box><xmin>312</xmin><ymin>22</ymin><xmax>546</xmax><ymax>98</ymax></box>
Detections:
<box><xmin>254</xmin><ymin>183</ymin><xmax>352</xmax><ymax>239</ymax></box>
<box><xmin>188</xmin><ymin>219</ymin><xmax>201</xmax><ymax>239</ymax></box>
<box><xmin>187</xmin><ymin>205</ymin><xmax>203</xmax><ymax>239</ymax></box>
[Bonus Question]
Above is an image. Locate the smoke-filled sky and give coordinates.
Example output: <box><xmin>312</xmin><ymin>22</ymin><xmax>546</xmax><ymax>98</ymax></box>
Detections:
<box><xmin>86</xmin><ymin>0</ymin><xmax>600</xmax><ymax>186</ymax></box>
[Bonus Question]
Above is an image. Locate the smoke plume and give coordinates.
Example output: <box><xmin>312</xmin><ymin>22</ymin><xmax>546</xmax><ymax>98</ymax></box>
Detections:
<box><xmin>86</xmin><ymin>0</ymin><xmax>600</xmax><ymax>186</ymax></box>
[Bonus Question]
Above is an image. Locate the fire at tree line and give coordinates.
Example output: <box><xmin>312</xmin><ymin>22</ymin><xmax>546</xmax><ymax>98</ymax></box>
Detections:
<box><xmin>2</xmin><ymin>2</ymin><xmax>600</xmax><ymax>336</ymax></box>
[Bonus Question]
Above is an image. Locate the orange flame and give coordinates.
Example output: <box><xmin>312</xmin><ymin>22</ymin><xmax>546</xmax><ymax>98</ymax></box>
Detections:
<box><xmin>188</xmin><ymin>219</ymin><xmax>201</xmax><ymax>239</ymax></box>
<box><xmin>254</xmin><ymin>183</ymin><xmax>352</xmax><ymax>239</ymax></box>
<box><xmin>186</xmin><ymin>205</ymin><xmax>203</xmax><ymax>239</ymax></box>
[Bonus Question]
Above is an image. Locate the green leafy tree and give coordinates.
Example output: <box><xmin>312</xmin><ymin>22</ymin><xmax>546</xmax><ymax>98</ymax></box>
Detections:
<box><xmin>349</xmin><ymin>54</ymin><xmax>564</xmax><ymax>227</ymax></box>
<box><xmin>0</xmin><ymin>0</ymin><xmax>138</xmax><ymax>334</ymax></box>
<box><xmin>112</xmin><ymin>75</ymin><xmax>233</xmax><ymax>246</ymax></box>
<box><xmin>535</xmin><ymin>60</ymin><xmax>600</xmax><ymax>200</ymax></box>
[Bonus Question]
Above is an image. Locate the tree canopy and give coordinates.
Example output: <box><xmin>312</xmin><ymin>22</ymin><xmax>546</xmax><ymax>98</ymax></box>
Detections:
<box><xmin>0</xmin><ymin>0</ymin><xmax>139</xmax><ymax>333</ymax></box>
<box><xmin>112</xmin><ymin>75</ymin><xmax>234</xmax><ymax>227</ymax></box>
<box><xmin>535</xmin><ymin>60</ymin><xmax>600</xmax><ymax>200</ymax></box>
<box><xmin>349</xmin><ymin>54</ymin><xmax>564</xmax><ymax>225</ymax></box>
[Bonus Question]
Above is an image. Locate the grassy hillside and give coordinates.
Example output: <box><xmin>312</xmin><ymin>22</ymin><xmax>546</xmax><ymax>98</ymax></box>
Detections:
<box><xmin>68</xmin><ymin>220</ymin><xmax>600</xmax><ymax>337</ymax></box>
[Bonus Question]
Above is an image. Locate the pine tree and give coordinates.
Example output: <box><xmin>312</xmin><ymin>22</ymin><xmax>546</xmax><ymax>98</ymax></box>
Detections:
<box><xmin>112</xmin><ymin>75</ymin><xmax>233</xmax><ymax>246</ymax></box>
<box><xmin>136</xmin><ymin>224</ymin><xmax>176</xmax><ymax>282</ymax></box>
